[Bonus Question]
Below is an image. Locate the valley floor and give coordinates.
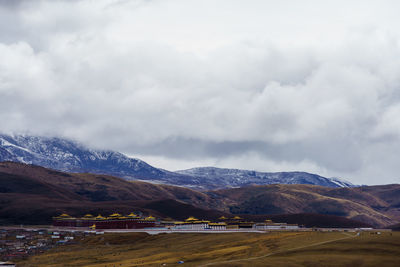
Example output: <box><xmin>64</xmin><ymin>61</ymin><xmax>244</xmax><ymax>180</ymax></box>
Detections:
<box><xmin>16</xmin><ymin>231</ymin><xmax>400</xmax><ymax>267</ymax></box>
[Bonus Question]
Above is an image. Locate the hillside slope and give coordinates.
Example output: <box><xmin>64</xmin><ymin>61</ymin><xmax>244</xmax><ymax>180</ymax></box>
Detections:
<box><xmin>0</xmin><ymin>162</ymin><xmax>220</xmax><ymax>224</ymax></box>
<box><xmin>208</xmin><ymin>184</ymin><xmax>400</xmax><ymax>227</ymax></box>
<box><xmin>0</xmin><ymin>162</ymin><xmax>386</xmax><ymax>227</ymax></box>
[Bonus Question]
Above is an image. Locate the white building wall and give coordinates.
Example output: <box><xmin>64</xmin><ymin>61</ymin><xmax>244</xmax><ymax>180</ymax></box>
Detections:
<box><xmin>254</xmin><ymin>224</ymin><xmax>299</xmax><ymax>230</ymax></box>
<box><xmin>209</xmin><ymin>225</ymin><xmax>226</xmax><ymax>230</ymax></box>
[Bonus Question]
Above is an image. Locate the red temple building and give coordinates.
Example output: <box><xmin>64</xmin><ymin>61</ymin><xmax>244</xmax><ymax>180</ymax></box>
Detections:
<box><xmin>53</xmin><ymin>213</ymin><xmax>157</xmax><ymax>229</ymax></box>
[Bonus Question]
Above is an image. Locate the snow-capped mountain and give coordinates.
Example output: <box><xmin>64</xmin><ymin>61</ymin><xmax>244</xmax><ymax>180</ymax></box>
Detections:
<box><xmin>176</xmin><ymin>167</ymin><xmax>354</xmax><ymax>188</ymax></box>
<box><xmin>0</xmin><ymin>134</ymin><xmax>354</xmax><ymax>189</ymax></box>
<box><xmin>0</xmin><ymin>134</ymin><xmax>167</xmax><ymax>179</ymax></box>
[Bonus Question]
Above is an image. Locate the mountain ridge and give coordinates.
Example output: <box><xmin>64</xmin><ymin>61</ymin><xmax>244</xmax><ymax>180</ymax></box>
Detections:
<box><xmin>0</xmin><ymin>134</ymin><xmax>354</xmax><ymax>189</ymax></box>
<box><xmin>209</xmin><ymin>183</ymin><xmax>400</xmax><ymax>227</ymax></box>
<box><xmin>177</xmin><ymin>166</ymin><xmax>353</xmax><ymax>188</ymax></box>
<box><xmin>0</xmin><ymin>162</ymin><xmax>384</xmax><ymax>227</ymax></box>
<box><xmin>0</xmin><ymin>161</ymin><xmax>222</xmax><ymax>224</ymax></box>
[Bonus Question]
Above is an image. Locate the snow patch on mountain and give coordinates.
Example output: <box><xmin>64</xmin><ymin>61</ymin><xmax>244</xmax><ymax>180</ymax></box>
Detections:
<box><xmin>0</xmin><ymin>134</ymin><xmax>355</xmax><ymax>189</ymax></box>
<box><xmin>176</xmin><ymin>167</ymin><xmax>354</xmax><ymax>188</ymax></box>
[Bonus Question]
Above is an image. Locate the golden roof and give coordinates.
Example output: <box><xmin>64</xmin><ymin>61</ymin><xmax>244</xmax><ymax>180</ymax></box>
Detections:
<box><xmin>53</xmin><ymin>213</ymin><xmax>74</xmax><ymax>220</ymax></box>
<box><xmin>145</xmin><ymin>216</ymin><xmax>156</xmax><ymax>221</ymax></box>
<box><xmin>95</xmin><ymin>215</ymin><xmax>106</xmax><ymax>220</ymax></box>
<box><xmin>109</xmin><ymin>213</ymin><xmax>122</xmax><ymax>217</ymax></box>
<box><xmin>185</xmin><ymin>216</ymin><xmax>198</xmax><ymax>222</ymax></box>
<box><xmin>218</xmin><ymin>216</ymin><xmax>227</xmax><ymax>220</ymax></box>
<box><xmin>127</xmin><ymin>212</ymin><xmax>139</xmax><ymax>217</ymax></box>
<box><xmin>83</xmin><ymin>214</ymin><xmax>94</xmax><ymax>218</ymax></box>
<box><xmin>232</xmin><ymin>216</ymin><xmax>242</xmax><ymax>220</ymax></box>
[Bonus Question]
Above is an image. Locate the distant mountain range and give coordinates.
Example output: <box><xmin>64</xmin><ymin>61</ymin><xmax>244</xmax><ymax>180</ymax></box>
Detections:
<box><xmin>177</xmin><ymin>167</ymin><xmax>353</xmax><ymax>188</ymax></box>
<box><xmin>1</xmin><ymin>162</ymin><xmax>398</xmax><ymax>227</ymax></box>
<box><xmin>0</xmin><ymin>134</ymin><xmax>354</xmax><ymax>189</ymax></box>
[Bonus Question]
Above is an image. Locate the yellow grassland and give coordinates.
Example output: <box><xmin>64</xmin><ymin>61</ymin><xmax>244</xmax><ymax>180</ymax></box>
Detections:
<box><xmin>17</xmin><ymin>231</ymin><xmax>400</xmax><ymax>267</ymax></box>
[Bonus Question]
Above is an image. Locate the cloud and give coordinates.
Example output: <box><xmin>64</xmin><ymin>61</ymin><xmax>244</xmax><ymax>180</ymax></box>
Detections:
<box><xmin>1</xmin><ymin>0</ymin><xmax>400</xmax><ymax>184</ymax></box>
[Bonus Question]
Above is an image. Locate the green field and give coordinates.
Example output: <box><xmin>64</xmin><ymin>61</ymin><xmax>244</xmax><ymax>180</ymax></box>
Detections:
<box><xmin>18</xmin><ymin>231</ymin><xmax>400</xmax><ymax>267</ymax></box>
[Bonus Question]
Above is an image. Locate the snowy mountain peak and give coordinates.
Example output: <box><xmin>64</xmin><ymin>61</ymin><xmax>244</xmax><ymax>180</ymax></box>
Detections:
<box><xmin>0</xmin><ymin>134</ymin><xmax>164</xmax><ymax>179</ymax></box>
<box><xmin>177</xmin><ymin>167</ymin><xmax>354</xmax><ymax>188</ymax></box>
<box><xmin>0</xmin><ymin>134</ymin><xmax>354</xmax><ymax>189</ymax></box>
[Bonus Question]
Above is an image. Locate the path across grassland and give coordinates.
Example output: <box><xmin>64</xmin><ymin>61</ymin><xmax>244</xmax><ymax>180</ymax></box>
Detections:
<box><xmin>199</xmin><ymin>232</ymin><xmax>357</xmax><ymax>266</ymax></box>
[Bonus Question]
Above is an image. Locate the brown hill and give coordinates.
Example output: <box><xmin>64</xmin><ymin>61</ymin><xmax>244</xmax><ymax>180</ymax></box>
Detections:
<box><xmin>209</xmin><ymin>184</ymin><xmax>400</xmax><ymax>227</ymax></box>
<box><xmin>1</xmin><ymin>162</ymin><xmax>398</xmax><ymax>228</ymax></box>
<box><xmin>0</xmin><ymin>162</ymin><xmax>219</xmax><ymax>224</ymax></box>
<box><xmin>0</xmin><ymin>161</ymin><xmax>214</xmax><ymax>205</ymax></box>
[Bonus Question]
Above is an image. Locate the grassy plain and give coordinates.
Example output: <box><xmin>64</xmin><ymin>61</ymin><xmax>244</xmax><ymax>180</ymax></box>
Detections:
<box><xmin>18</xmin><ymin>231</ymin><xmax>400</xmax><ymax>267</ymax></box>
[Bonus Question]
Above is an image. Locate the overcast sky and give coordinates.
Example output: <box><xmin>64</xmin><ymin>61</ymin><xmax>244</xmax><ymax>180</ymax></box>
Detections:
<box><xmin>1</xmin><ymin>0</ymin><xmax>400</xmax><ymax>185</ymax></box>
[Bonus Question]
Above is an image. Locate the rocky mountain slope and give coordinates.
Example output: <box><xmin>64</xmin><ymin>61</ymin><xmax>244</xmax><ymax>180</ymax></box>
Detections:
<box><xmin>0</xmin><ymin>134</ymin><xmax>353</xmax><ymax>189</ymax></box>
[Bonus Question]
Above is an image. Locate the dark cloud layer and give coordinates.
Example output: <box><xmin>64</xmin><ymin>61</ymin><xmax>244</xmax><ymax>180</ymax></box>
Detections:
<box><xmin>1</xmin><ymin>0</ymin><xmax>400</xmax><ymax>184</ymax></box>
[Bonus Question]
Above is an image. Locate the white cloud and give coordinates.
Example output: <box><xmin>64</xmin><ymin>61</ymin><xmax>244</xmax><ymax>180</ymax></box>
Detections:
<box><xmin>1</xmin><ymin>0</ymin><xmax>400</xmax><ymax>184</ymax></box>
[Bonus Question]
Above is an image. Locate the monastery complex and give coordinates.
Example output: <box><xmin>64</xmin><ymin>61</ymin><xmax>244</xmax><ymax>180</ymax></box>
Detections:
<box><xmin>53</xmin><ymin>213</ymin><xmax>299</xmax><ymax>231</ymax></box>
